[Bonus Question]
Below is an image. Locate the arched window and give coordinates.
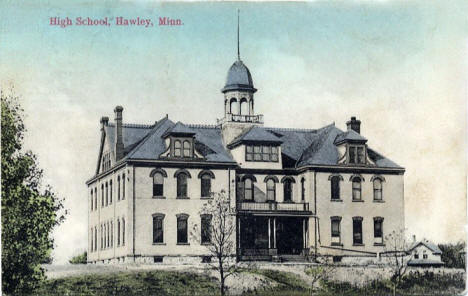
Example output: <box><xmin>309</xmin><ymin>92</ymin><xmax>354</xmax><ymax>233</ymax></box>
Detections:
<box><xmin>352</xmin><ymin>177</ymin><xmax>362</xmax><ymax>201</ymax></box>
<box><xmin>177</xmin><ymin>173</ymin><xmax>188</xmax><ymax>198</ymax></box>
<box><xmin>240</xmin><ymin>98</ymin><xmax>248</xmax><ymax>115</ymax></box>
<box><xmin>176</xmin><ymin>214</ymin><xmax>189</xmax><ymax>244</ymax></box>
<box><xmin>301</xmin><ymin>178</ymin><xmax>305</xmax><ymax>201</ymax></box>
<box><xmin>117</xmin><ymin>176</ymin><xmax>121</xmax><ymax>201</ymax></box>
<box><xmin>373</xmin><ymin>179</ymin><xmax>382</xmax><ymax>201</ymax></box>
<box><xmin>183</xmin><ymin>140</ymin><xmax>191</xmax><ymax>157</ymax></box>
<box><xmin>230</xmin><ymin>98</ymin><xmax>238</xmax><ymax>114</ymax></box>
<box><xmin>105</xmin><ymin>182</ymin><xmax>108</xmax><ymax>206</ymax></box>
<box><xmin>122</xmin><ymin>218</ymin><xmax>126</xmax><ymax>246</ymax></box>
<box><xmin>266</xmin><ymin>179</ymin><xmax>276</xmax><ymax>201</ymax></box>
<box><xmin>117</xmin><ymin>219</ymin><xmax>121</xmax><ymax>246</ymax></box>
<box><xmin>201</xmin><ymin>174</ymin><xmax>212</xmax><ymax>198</ymax></box>
<box><xmin>174</xmin><ymin>140</ymin><xmax>182</xmax><ymax>157</ymax></box>
<box><xmin>153</xmin><ymin>214</ymin><xmax>165</xmax><ymax>243</ymax></box>
<box><xmin>283</xmin><ymin>179</ymin><xmax>293</xmax><ymax>202</ymax></box>
<box><xmin>153</xmin><ymin>173</ymin><xmax>164</xmax><ymax>197</ymax></box>
<box><xmin>109</xmin><ymin>180</ymin><xmax>113</xmax><ymax>204</ymax></box>
<box><xmin>331</xmin><ymin>176</ymin><xmax>341</xmax><ymax>200</ymax></box>
<box><xmin>244</xmin><ymin>178</ymin><xmax>253</xmax><ymax>201</ymax></box>
<box><xmin>122</xmin><ymin>173</ymin><xmax>126</xmax><ymax>200</ymax></box>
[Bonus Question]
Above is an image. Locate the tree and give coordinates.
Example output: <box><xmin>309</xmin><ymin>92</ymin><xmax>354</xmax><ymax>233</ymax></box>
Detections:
<box><xmin>438</xmin><ymin>242</ymin><xmax>466</xmax><ymax>269</ymax></box>
<box><xmin>191</xmin><ymin>190</ymin><xmax>237</xmax><ymax>296</ymax></box>
<box><xmin>382</xmin><ymin>228</ymin><xmax>411</xmax><ymax>296</ymax></box>
<box><xmin>1</xmin><ymin>88</ymin><xmax>66</xmax><ymax>294</ymax></box>
<box><xmin>69</xmin><ymin>251</ymin><xmax>87</xmax><ymax>264</ymax></box>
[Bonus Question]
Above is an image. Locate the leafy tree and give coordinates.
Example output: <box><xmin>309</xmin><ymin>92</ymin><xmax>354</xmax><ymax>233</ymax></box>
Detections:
<box><xmin>382</xmin><ymin>228</ymin><xmax>411</xmax><ymax>296</ymax></box>
<box><xmin>69</xmin><ymin>251</ymin><xmax>87</xmax><ymax>264</ymax></box>
<box><xmin>191</xmin><ymin>190</ymin><xmax>238</xmax><ymax>296</ymax></box>
<box><xmin>1</xmin><ymin>88</ymin><xmax>66</xmax><ymax>294</ymax></box>
<box><xmin>438</xmin><ymin>242</ymin><xmax>466</xmax><ymax>269</ymax></box>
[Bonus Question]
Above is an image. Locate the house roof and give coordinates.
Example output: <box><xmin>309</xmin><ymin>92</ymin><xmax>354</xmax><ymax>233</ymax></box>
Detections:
<box><xmin>334</xmin><ymin>129</ymin><xmax>368</xmax><ymax>144</ymax></box>
<box><xmin>97</xmin><ymin>118</ymin><xmax>403</xmax><ymax>175</ymax></box>
<box><xmin>409</xmin><ymin>239</ymin><xmax>443</xmax><ymax>254</ymax></box>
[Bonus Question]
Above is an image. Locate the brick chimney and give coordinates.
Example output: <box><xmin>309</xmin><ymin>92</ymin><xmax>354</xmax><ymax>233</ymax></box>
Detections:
<box><xmin>346</xmin><ymin>116</ymin><xmax>361</xmax><ymax>134</ymax></box>
<box><xmin>114</xmin><ymin>106</ymin><xmax>124</xmax><ymax>161</ymax></box>
<box><xmin>100</xmin><ymin>116</ymin><xmax>109</xmax><ymax>131</ymax></box>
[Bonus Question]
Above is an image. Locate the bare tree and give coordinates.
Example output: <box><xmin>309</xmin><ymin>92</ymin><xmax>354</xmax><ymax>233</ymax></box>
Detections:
<box><xmin>382</xmin><ymin>228</ymin><xmax>411</xmax><ymax>296</ymax></box>
<box><xmin>191</xmin><ymin>190</ymin><xmax>238</xmax><ymax>296</ymax></box>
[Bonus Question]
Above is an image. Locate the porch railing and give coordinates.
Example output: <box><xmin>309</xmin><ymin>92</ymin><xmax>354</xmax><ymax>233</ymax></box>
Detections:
<box><xmin>238</xmin><ymin>202</ymin><xmax>309</xmax><ymax>212</ymax></box>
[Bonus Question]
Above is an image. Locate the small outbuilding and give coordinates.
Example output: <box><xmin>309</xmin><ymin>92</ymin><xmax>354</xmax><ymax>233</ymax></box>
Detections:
<box><xmin>408</xmin><ymin>239</ymin><xmax>444</xmax><ymax>267</ymax></box>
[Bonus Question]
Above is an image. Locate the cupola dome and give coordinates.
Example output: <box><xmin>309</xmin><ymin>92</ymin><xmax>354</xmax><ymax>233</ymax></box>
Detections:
<box><xmin>221</xmin><ymin>60</ymin><xmax>257</xmax><ymax>93</ymax></box>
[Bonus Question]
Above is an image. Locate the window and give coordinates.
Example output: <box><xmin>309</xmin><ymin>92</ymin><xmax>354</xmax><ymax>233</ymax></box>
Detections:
<box><xmin>90</xmin><ymin>190</ymin><xmax>93</xmax><ymax>211</ymax></box>
<box><xmin>107</xmin><ymin>221</ymin><xmax>110</xmax><ymax>248</ymax></box>
<box><xmin>94</xmin><ymin>188</ymin><xmax>97</xmax><ymax>210</ymax></box>
<box><xmin>153</xmin><ymin>173</ymin><xmax>164</xmax><ymax>197</ymax></box>
<box><xmin>266</xmin><ymin>179</ymin><xmax>276</xmax><ymax>201</ymax></box>
<box><xmin>353</xmin><ymin>217</ymin><xmax>363</xmax><ymax>245</ymax></box>
<box><xmin>174</xmin><ymin>140</ymin><xmax>182</xmax><ymax>157</ymax></box>
<box><xmin>177</xmin><ymin>215</ymin><xmax>189</xmax><ymax>244</ymax></box>
<box><xmin>373</xmin><ymin>179</ymin><xmax>382</xmax><ymax>201</ymax></box>
<box><xmin>352</xmin><ymin>177</ymin><xmax>362</xmax><ymax>201</ymax></box>
<box><xmin>117</xmin><ymin>219</ymin><xmax>121</xmax><ymax>246</ymax></box>
<box><xmin>414</xmin><ymin>252</ymin><xmax>419</xmax><ymax>259</ymax></box>
<box><xmin>374</xmin><ymin>217</ymin><xmax>384</xmax><ymax>244</ymax></box>
<box><xmin>100</xmin><ymin>225</ymin><xmax>103</xmax><ymax>249</ymax></box>
<box><xmin>331</xmin><ymin>217</ymin><xmax>341</xmax><ymax>245</ymax></box>
<box><xmin>423</xmin><ymin>251</ymin><xmax>428</xmax><ymax>259</ymax></box>
<box><xmin>244</xmin><ymin>178</ymin><xmax>253</xmax><ymax>201</ymax></box>
<box><xmin>331</xmin><ymin>176</ymin><xmax>341</xmax><ymax>200</ymax></box>
<box><xmin>153</xmin><ymin>214</ymin><xmax>164</xmax><ymax>243</ymax></box>
<box><xmin>101</xmin><ymin>185</ymin><xmax>104</xmax><ymax>207</ymax></box>
<box><xmin>122</xmin><ymin>218</ymin><xmax>125</xmax><ymax>245</ymax></box>
<box><xmin>283</xmin><ymin>179</ymin><xmax>293</xmax><ymax>202</ymax></box>
<box><xmin>94</xmin><ymin>226</ymin><xmax>97</xmax><ymax>251</ymax></box>
<box><xmin>301</xmin><ymin>178</ymin><xmax>305</xmax><ymax>201</ymax></box>
<box><xmin>177</xmin><ymin>173</ymin><xmax>188</xmax><ymax>197</ymax></box>
<box><xmin>90</xmin><ymin>228</ymin><xmax>93</xmax><ymax>252</ymax></box>
<box><xmin>201</xmin><ymin>174</ymin><xmax>211</xmax><ymax>198</ymax></box>
<box><xmin>109</xmin><ymin>180</ymin><xmax>113</xmax><ymax>204</ymax></box>
<box><xmin>117</xmin><ymin>176</ymin><xmax>121</xmax><ymax>201</ymax></box>
<box><xmin>105</xmin><ymin>182</ymin><xmax>108</xmax><ymax>206</ymax></box>
<box><xmin>349</xmin><ymin>145</ymin><xmax>366</xmax><ymax>164</ymax></box>
<box><xmin>246</xmin><ymin>145</ymin><xmax>279</xmax><ymax>162</ymax></box>
<box><xmin>111</xmin><ymin>221</ymin><xmax>113</xmax><ymax>247</ymax></box>
<box><xmin>183</xmin><ymin>140</ymin><xmax>191</xmax><ymax>157</ymax></box>
<box><xmin>201</xmin><ymin>214</ymin><xmax>212</xmax><ymax>244</ymax></box>
<box><xmin>122</xmin><ymin>173</ymin><xmax>126</xmax><ymax>200</ymax></box>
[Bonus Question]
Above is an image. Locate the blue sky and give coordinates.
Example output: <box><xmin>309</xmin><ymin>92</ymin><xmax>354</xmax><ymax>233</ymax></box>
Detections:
<box><xmin>1</xmin><ymin>1</ymin><xmax>467</xmax><ymax>263</ymax></box>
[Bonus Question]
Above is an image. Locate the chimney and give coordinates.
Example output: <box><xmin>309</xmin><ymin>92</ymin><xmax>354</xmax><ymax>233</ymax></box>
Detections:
<box><xmin>100</xmin><ymin>116</ymin><xmax>109</xmax><ymax>131</ymax></box>
<box><xmin>346</xmin><ymin>116</ymin><xmax>361</xmax><ymax>134</ymax></box>
<box><xmin>114</xmin><ymin>106</ymin><xmax>124</xmax><ymax>161</ymax></box>
<box><xmin>412</xmin><ymin>235</ymin><xmax>416</xmax><ymax>243</ymax></box>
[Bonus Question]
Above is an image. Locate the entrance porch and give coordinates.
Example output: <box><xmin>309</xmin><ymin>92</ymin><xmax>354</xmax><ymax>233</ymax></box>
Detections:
<box><xmin>237</xmin><ymin>216</ymin><xmax>310</xmax><ymax>261</ymax></box>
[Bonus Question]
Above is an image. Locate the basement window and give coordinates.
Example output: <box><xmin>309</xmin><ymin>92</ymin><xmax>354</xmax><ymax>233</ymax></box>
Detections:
<box><xmin>153</xmin><ymin>256</ymin><xmax>163</xmax><ymax>263</ymax></box>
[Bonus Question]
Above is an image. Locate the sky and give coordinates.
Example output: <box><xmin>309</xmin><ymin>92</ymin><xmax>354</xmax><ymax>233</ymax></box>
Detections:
<box><xmin>1</xmin><ymin>1</ymin><xmax>467</xmax><ymax>264</ymax></box>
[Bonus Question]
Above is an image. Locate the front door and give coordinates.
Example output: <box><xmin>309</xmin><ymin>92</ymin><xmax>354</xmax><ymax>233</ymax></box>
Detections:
<box><xmin>276</xmin><ymin>217</ymin><xmax>303</xmax><ymax>255</ymax></box>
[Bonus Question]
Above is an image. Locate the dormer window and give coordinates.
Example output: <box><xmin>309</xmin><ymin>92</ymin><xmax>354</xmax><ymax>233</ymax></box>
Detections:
<box><xmin>171</xmin><ymin>138</ymin><xmax>193</xmax><ymax>158</ymax></box>
<box><xmin>245</xmin><ymin>145</ymin><xmax>279</xmax><ymax>162</ymax></box>
<box><xmin>348</xmin><ymin>145</ymin><xmax>366</xmax><ymax>165</ymax></box>
<box><xmin>101</xmin><ymin>152</ymin><xmax>111</xmax><ymax>172</ymax></box>
<box><xmin>174</xmin><ymin>140</ymin><xmax>182</xmax><ymax>157</ymax></box>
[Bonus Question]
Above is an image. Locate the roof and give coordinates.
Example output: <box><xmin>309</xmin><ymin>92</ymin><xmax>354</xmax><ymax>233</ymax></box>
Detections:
<box><xmin>221</xmin><ymin>60</ymin><xmax>257</xmax><ymax>93</ymax></box>
<box><xmin>98</xmin><ymin>118</ymin><xmax>403</xmax><ymax>174</ymax></box>
<box><xmin>408</xmin><ymin>259</ymin><xmax>444</xmax><ymax>266</ymax></box>
<box><xmin>228</xmin><ymin>126</ymin><xmax>283</xmax><ymax>148</ymax></box>
<box><xmin>334</xmin><ymin>129</ymin><xmax>368</xmax><ymax>144</ymax></box>
<box><xmin>409</xmin><ymin>239</ymin><xmax>443</xmax><ymax>254</ymax></box>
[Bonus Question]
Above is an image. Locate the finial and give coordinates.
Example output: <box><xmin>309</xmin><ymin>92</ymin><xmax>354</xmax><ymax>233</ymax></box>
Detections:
<box><xmin>237</xmin><ymin>9</ymin><xmax>240</xmax><ymax>61</ymax></box>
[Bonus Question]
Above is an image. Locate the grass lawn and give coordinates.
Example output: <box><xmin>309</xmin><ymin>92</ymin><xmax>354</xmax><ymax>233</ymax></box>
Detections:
<box><xmin>31</xmin><ymin>268</ymin><xmax>465</xmax><ymax>296</ymax></box>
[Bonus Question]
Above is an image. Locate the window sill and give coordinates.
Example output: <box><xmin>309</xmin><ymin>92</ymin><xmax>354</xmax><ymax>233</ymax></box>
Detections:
<box><xmin>374</xmin><ymin>243</ymin><xmax>385</xmax><ymax>246</ymax></box>
<box><xmin>331</xmin><ymin>199</ymin><xmax>343</xmax><ymax>202</ymax></box>
<box><xmin>153</xmin><ymin>196</ymin><xmax>166</xmax><ymax>199</ymax></box>
<box><xmin>373</xmin><ymin>200</ymin><xmax>385</xmax><ymax>203</ymax></box>
<box><xmin>201</xmin><ymin>242</ymin><xmax>212</xmax><ymax>246</ymax></box>
<box><xmin>176</xmin><ymin>196</ymin><xmax>190</xmax><ymax>199</ymax></box>
<box><xmin>352</xmin><ymin>200</ymin><xmax>364</xmax><ymax>202</ymax></box>
<box><xmin>153</xmin><ymin>243</ymin><xmax>166</xmax><ymax>246</ymax></box>
<box><xmin>177</xmin><ymin>243</ymin><xmax>190</xmax><ymax>246</ymax></box>
<box><xmin>200</xmin><ymin>197</ymin><xmax>212</xmax><ymax>200</ymax></box>
<box><xmin>331</xmin><ymin>242</ymin><xmax>343</xmax><ymax>247</ymax></box>
<box><xmin>353</xmin><ymin>243</ymin><xmax>365</xmax><ymax>246</ymax></box>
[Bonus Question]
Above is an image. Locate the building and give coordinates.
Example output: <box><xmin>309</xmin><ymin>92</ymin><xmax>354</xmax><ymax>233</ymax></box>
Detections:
<box><xmin>408</xmin><ymin>239</ymin><xmax>444</xmax><ymax>267</ymax></box>
<box><xmin>86</xmin><ymin>55</ymin><xmax>405</xmax><ymax>264</ymax></box>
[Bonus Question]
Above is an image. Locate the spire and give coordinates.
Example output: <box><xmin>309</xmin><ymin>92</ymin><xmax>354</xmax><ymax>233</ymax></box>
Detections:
<box><xmin>237</xmin><ymin>9</ymin><xmax>240</xmax><ymax>61</ymax></box>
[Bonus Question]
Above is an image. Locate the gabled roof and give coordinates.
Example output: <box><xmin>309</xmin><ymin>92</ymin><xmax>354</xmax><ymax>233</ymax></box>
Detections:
<box><xmin>228</xmin><ymin>126</ymin><xmax>283</xmax><ymax>148</ymax></box>
<box><xmin>409</xmin><ymin>239</ymin><xmax>443</xmax><ymax>254</ymax></box>
<box><xmin>334</xmin><ymin>129</ymin><xmax>368</xmax><ymax>144</ymax></box>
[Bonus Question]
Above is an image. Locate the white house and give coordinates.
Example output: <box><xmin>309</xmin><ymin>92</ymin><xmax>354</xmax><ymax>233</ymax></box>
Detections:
<box><xmin>408</xmin><ymin>239</ymin><xmax>444</xmax><ymax>267</ymax></box>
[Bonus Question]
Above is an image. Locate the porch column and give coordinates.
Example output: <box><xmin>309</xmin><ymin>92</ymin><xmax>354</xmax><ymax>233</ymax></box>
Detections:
<box><xmin>268</xmin><ymin>218</ymin><xmax>271</xmax><ymax>249</ymax></box>
<box><xmin>273</xmin><ymin>218</ymin><xmax>277</xmax><ymax>249</ymax></box>
<box><xmin>303</xmin><ymin>218</ymin><xmax>306</xmax><ymax>248</ymax></box>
